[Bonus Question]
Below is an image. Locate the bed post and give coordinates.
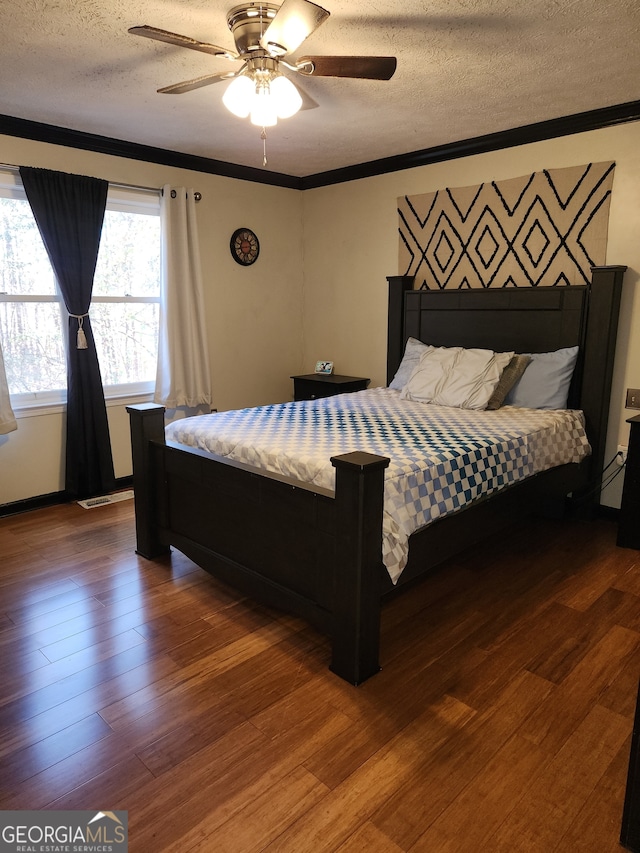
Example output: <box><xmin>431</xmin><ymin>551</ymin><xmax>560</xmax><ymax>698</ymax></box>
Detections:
<box><xmin>330</xmin><ymin>450</ymin><xmax>390</xmax><ymax>685</ymax></box>
<box><xmin>387</xmin><ymin>275</ymin><xmax>415</xmax><ymax>385</ymax></box>
<box><xmin>127</xmin><ymin>403</ymin><xmax>170</xmax><ymax>559</ymax></box>
<box><xmin>579</xmin><ymin>265</ymin><xmax>626</xmax><ymax>506</ymax></box>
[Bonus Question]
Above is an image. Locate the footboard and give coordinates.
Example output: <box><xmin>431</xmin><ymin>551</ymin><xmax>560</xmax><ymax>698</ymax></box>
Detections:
<box><xmin>127</xmin><ymin>404</ymin><xmax>390</xmax><ymax>685</ymax></box>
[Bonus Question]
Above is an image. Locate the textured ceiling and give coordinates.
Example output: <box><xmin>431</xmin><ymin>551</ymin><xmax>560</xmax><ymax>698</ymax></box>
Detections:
<box><xmin>0</xmin><ymin>0</ymin><xmax>639</xmax><ymax>178</ymax></box>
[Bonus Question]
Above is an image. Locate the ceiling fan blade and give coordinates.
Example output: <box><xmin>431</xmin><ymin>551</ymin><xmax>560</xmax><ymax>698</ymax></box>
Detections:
<box><xmin>129</xmin><ymin>25</ymin><xmax>239</xmax><ymax>60</ymax></box>
<box><xmin>296</xmin><ymin>55</ymin><xmax>397</xmax><ymax>80</ymax></box>
<box><xmin>260</xmin><ymin>0</ymin><xmax>330</xmax><ymax>56</ymax></box>
<box><xmin>157</xmin><ymin>69</ymin><xmax>241</xmax><ymax>95</ymax></box>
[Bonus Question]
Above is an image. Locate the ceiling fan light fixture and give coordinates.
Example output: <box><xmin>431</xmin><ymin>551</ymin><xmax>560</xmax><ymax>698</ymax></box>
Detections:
<box><xmin>250</xmin><ymin>83</ymin><xmax>278</xmax><ymax>126</ymax></box>
<box><xmin>222</xmin><ymin>74</ymin><xmax>254</xmax><ymax>117</ymax></box>
<box><xmin>223</xmin><ymin>54</ymin><xmax>302</xmax><ymax>126</ymax></box>
<box><xmin>270</xmin><ymin>74</ymin><xmax>302</xmax><ymax>118</ymax></box>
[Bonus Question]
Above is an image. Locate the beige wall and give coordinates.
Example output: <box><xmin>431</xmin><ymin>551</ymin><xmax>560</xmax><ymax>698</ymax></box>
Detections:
<box><xmin>301</xmin><ymin>122</ymin><xmax>640</xmax><ymax>509</ymax></box>
<box><xmin>0</xmin><ymin>134</ymin><xmax>304</xmax><ymax>504</ymax></box>
<box><xmin>1</xmin><ymin>121</ymin><xmax>638</xmax><ymax>509</ymax></box>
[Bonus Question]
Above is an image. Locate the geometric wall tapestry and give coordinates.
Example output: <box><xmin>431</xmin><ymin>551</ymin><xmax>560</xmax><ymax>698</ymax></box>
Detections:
<box><xmin>398</xmin><ymin>161</ymin><xmax>615</xmax><ymax>289</ymax></box>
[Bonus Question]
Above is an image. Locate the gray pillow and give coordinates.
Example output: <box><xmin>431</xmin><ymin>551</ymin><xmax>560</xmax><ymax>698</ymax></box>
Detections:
<box><xmin>504</xmin><ymin>346</ymin><xmax>579</xmax><ymax>409</ymax></box>
<box><xmin>389</xmin><ymin>338</ymin><xmax>431</xmax><ymax>390</ymax></box>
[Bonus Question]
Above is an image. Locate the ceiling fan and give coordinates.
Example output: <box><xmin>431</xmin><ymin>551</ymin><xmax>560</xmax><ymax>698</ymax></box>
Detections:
<box><xmin>129</xmin><ymin>0</ymin><xmax>397</xmax><ymax>134</ymax></box>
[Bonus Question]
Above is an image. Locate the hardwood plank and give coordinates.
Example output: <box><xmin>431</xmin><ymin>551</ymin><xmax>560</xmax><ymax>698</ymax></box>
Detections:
<box><xmin>371</xmin><ymin>670</ymin><xmax>553</xmax><ymax>850</ymax></box>
<box><xmin>0</xmin><ymin>646</ymin><xmax>49</xmax><ymax>680</ymax></box>
<box><xmin>613</xmin><ymin>557</ymin><xmax>640</xmax><ymax>597</ymax></box>
<box><xmin>162</xmin><ymin>604</ymin><xmax>281</xmax><ymax>668</ymax></box>
<box><xmin>555</xmin><ymin>734</ymin><xmax>633</xmax><ymax>852</ymax></box>
<box><xmin>526</xmin><ymin>587</ymin><xmax>640</xmax><ymax>685</ymax></box>
<box><xmin>518</xmin><ymin>625</ymin><xmax>640</xmax><ymax>754</ymax></box>
<box><xmin>0</xmin><ymin>596</ymin><xmax>108</xmax><ymax>652</ymax></box>
<box><xmin>408</xmin><ymin>732</ymin><xmax>549</xmax><ymax>852</ymax></box>
<box><xmin>0</xmin><ymin>643</ymin><xmax>169</xmax><ymax>721</ymax></box>
<box><xmin>0</xmin><ymin>713</ymin><xmax>113</xmax><ymax>794</ymax></box>
<box><xmin>40</xmin><ymin>626</ymin><xmax>147</xmax><ymax>664</ymax></box>
<box><xmin>48</xmin><ymin>754</ymin><xmax>155</xmax><ymax>812</ymax></box>
<box><xmin>128</xmin><ymin>707</ymin><xmax>353</xmax><ymax>850</ymax></box>
<box><xmin>0</xmin><ymin>575</ymin><xmax>84</xmax><ymax>609</ymax></box>
<box><xmin>136</xmin><ymin>705</ymin><xmax>247</xmax><ymax>777</ymax></box>
<box><xmin>0</xmin><ymin>667</ymin><xmax>249</xmax><ymax>810</ymax></box>
<box><xmin>183</xmin><ymin>766</ymin><xmax>329</xmax><ymax>852</ymax></box>
<box><xmin>335</xmin><ymin>822</ymin><xmax>405</xmax><ymax>852</ymax></box>
<box><xmin>0</xmin><ymin>653</ymin><xmax>180</xmax><ymax>762</ymax></box>
<box><xmin>261</xmin><ymin>694</ymin><xmax>476</xmax><ymax>852</ymax></box>
<box><xmin>598</xmin><ymin>657</ymin><xmax>640</xmax><ymax>719</ymax></box>
<box><xmin>99</xmin><ymin>619</ymin><xmax>320</xmax><ymax>732</ymax></box>
<box><xmin>485</xmin><ymin>703</ymin><xmax>630</xmax><ymax>851</ymax></box>
<box><xmin>555</xmin><ymin>546</ymin><xmax>638</xmax><ymax>612</ymax></box>
<box><xmin>0</xmin><ymin>580</ymin><xmax>211</xmax><ymax>660</ymax></box>
<box><xmin>297</xmin><ymin>643</ymin><xmax>488</xmax><ymax>790</ymax></box>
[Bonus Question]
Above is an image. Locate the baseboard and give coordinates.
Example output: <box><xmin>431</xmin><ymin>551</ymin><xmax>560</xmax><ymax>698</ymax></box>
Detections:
<box><xmin>0</xmin><ymin>476</ymin><xmax>134</xmax><ymax>518</ymax></box>
<box><xmin>597</xmin><ymin>504</ymin><xmax>620</xmax><ymax>521</ymax></box>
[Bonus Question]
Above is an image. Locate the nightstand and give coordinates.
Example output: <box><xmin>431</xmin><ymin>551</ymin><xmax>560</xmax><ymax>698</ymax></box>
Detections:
<box><xmin>291</xmin><ymin>373</ymin><xmax>370</xmax><ymax>402</ymax></box>
<box><xmin>617</xmin><ymin>414</ymin><xmax>640</xmax><ymax>550</ymax></box>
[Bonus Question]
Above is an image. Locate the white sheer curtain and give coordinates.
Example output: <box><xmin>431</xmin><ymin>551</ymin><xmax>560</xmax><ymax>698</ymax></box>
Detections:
<box><xmin>155</xmin><ymin>186</ymin><xmax>212</xmax><ymax>412</ymax></box>
<box><xmin>0</xmin><ymin>341</ymin><xmax>17</xmax><ymax>434</ymax></box>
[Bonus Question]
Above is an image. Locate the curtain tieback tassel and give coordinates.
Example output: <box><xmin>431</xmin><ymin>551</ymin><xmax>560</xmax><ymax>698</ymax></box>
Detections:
<box><xmin>70</xmin><ymin>313</ymin><xmax>89</xmax><ymax>349</ymax></box>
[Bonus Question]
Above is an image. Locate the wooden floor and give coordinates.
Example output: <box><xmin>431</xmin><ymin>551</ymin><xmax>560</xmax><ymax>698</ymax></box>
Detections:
<box><xmin>0</xmin><ymin>499</ymin><xmax>638</xmax><ymax>852</ymax></box>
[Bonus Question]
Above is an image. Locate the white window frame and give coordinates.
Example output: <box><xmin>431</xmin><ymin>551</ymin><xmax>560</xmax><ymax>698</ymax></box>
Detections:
<box><xmin>0</xmin><ymin>171</ymin><xmax>161</xmax><ymax>417</ymax></box>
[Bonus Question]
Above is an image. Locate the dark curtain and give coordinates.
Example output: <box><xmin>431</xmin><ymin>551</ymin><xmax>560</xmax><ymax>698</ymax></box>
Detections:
<box><xmin>20</xmin><ymin>166</ymin><xmax>115</xmax><ymax>499</ymax></box>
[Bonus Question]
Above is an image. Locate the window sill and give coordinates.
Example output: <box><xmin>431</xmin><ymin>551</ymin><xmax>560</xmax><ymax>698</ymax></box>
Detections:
<box><xmin>13</xmin><ymin>391</ymin><xmax>154</xmax><ymax>419</ymax></box>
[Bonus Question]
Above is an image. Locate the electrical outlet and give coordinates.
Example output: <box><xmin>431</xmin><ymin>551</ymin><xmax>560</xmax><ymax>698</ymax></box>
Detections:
<box><xmin>626</xmin><ymin>388</ymin><xmax>640</xmax><ymax>409</ymax></box>
<box><xmin>617</xmin><ymin>444</ymin><xmax>628</xmax><ymax>466</ymax></box>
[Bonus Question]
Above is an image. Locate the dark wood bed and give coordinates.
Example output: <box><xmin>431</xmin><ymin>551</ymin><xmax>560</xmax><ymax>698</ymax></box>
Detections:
<box><xmin>128</xmin><ymin>265</ymin><xmax>625</xmax><ymax>685</ymax></box>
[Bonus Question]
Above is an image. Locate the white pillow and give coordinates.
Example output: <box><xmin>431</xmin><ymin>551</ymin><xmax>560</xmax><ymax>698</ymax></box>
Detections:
<box><xmin>389</xmin><ymin>338</ymin><xmax>432</xmax><ymax>390</ymax></box>
<box><xmin>401</xmin><ymin>346</ymin><xmax>514</xmax><ymax>410</ymax></box>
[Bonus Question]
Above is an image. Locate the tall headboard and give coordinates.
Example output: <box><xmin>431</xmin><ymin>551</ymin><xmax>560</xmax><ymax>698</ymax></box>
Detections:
<box><xmin>387</xmin><ymin>266</ymin><xmax>626</xmax><ymax>500</ymax></box>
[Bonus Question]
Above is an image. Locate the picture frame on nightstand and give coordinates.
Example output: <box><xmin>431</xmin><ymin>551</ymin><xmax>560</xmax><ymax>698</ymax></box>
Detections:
<box><xmin>314</xmin><ymin>361</ymin><xmax>334</xmax><ymax>375</ymax></box>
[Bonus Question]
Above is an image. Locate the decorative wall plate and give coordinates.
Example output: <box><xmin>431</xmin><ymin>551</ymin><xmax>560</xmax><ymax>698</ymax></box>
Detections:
<box><xmin>230</xmin><ymin>227</ymin><xmax>260</xmax><ymax>266</ymax></box>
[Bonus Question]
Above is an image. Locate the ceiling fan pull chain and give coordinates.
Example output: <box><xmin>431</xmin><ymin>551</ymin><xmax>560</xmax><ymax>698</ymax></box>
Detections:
<box><xmin>261</xmin><ymin>127</ymin><xmax>268</xmax><ymax>167</ymax></box>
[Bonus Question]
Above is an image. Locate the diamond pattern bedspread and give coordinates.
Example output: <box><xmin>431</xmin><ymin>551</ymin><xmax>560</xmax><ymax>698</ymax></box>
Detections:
<box><xmin>165</xmin><ymin>388</ymin><xmax>590</xmax><ymax>583</ymax></box>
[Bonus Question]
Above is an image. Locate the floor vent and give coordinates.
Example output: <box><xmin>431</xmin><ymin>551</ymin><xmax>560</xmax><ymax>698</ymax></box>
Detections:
<box><xmin>77</xmin><ymin>489</ymin><xmax>134</xmax><ymax>510</ymax></box>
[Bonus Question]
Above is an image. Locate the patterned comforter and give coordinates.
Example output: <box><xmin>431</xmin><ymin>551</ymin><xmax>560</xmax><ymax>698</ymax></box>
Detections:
<box><xmin>165</xmin><ymin>388</ymin><xmax>590</xmax><ymax>583</ymax></box>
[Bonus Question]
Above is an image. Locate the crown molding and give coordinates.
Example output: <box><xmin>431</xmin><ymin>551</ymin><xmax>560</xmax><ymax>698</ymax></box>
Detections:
<box><xmin>1</xmin><ymin>99</ymin><xmax>639</xmax><ymax>192</ymax></box>
<box><xmin>300</xmin><ymin>99</ymin><xmax>640</xmax><ymax>189</ymax></box>
<box><xmin>0</xmin><ymin>114</ymin><xmax>303</xmax><ymax>189</ymax></box>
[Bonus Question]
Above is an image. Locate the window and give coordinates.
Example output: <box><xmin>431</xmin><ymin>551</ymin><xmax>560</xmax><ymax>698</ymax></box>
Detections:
<box><xmin>0</xmin><ymin>171</ymin><xmax>161</xmax><ymax>411</ymax></box>
<box><xmin>91</xmin><ymin>188</ymin><xmax>161</xmax><ymax>397</ymax></box>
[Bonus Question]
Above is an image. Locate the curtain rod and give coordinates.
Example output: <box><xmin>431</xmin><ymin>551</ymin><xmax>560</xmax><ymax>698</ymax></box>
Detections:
<box><xmin>0</xmin><ymin>164</ymin><xmax>202</xmax><ymax>200</ymax></box>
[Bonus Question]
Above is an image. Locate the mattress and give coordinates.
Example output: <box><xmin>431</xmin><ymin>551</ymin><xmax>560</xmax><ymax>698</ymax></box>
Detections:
<box><xmin>165</xmin><ymin>387</ymin><xmax>590</xmax><ymax>583</ymax></box>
